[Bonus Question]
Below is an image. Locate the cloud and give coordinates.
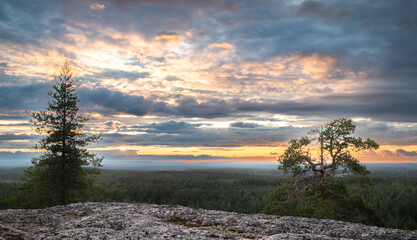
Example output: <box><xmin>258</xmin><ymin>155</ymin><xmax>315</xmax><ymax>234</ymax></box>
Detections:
<box><xmin>396</xmin><ymin>149</ymin><xmax>417</xmax><ymax>157</ymax></box>
<box><xmin>102</xmin><ymin>122</ymin><xmax>302</xmax><ymax>147</ymax></box>
<box><xmin>90</xmin><ymin>70</ymin><xmax>150</xmax><ymax>81</ymax></box>
<box><xmin>90</xmin><ymin>3</ymin><xmax>105</xmax><ymax>11</ymax></box>
<box><xmin>77</xmin><ymin>87</ymin><xmax>169</xmax><ymax>116</ymax></box>
<box><xmin>1</xmin><ymin>0</ymin><xmax>417</xmax><ymax>156</ymax></box>
<box><xmin>0</xmin><ymin>151</ymin><xmax>39</xmax><ymax>161</ymax></box>
<box><xmin>155</xmin><ymin>32</ymin><xmax>180</xmax><ymax>44</ymax></box>
<box><xmin>378</xmin><ymin>150</ymin><xmax>394</xmax><ymax>157</ymax></box>
<box><xmin>104</xmin><ymin>121</ymin><xmax>123</xmax><ymax>129</ymax></box>
<box><xmin>396</xmin><ymin>15</ymin><xmax>417</xmax><ymax>29</ymax></box>
<box><xmin>0</xmin><ymin>114</ymin><xmax>28</xmax><ymax>120</ymax></box>
<box><xmin>295</xmin><ymin>0</ymin><xmax>350</xmax><ymax>21</ymax></box>
<box><xmin>0</xmin><ymin>134</ymin><xmax>37</xmax><ymax>142</ymax></box>
<box><xmin>170</xmin><ymin>97</ymin><xmax>232</xmax><ymax>118</ymax></box>
<box><xmin>361</xmin><ymin>149</ymin><xmax>417</xmax><ymax>158</ymax></box>
<box><xmin>208</xmin><ymin>42</ymin><xmax>235</xmax><ymax>50</ymax></box>
<box><xmin>140</xmin><ymin>120</ymin><xmax>202</xmax><ymax>134</ymax></box>
<box><xmin>2</xmin><ymin>0</ymin><xmax>417</xmax><ymax>87</ymax></box>
<box><xmin>164</xmin><ymin>75</ymin><xmax>182</xmax><ymax>81</ymax></box>
<box><xmin>230</xmin><ymin>122</ymin><xmax>260</xmax><ymax>128</ymax></box>
<box><xmin>3</xmin><ymin>82</ymin><xmax>417</xmax><ymax>123</ymax></box>
<box><xmin>136</xmin><ymin>154</ymin><xmax>229</xmax><ymax>161</ymax></box>
<box><xmin>0</xmin><ymin>83</ymin><xmax>49</xmax><ymax>110</ymax></box>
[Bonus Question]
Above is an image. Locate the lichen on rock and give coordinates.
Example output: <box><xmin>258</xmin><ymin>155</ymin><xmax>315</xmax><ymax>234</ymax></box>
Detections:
<box><xmin>0</xmin><ymin>202</ymin><xmax>416</xmax><ymax>239</ymax></box>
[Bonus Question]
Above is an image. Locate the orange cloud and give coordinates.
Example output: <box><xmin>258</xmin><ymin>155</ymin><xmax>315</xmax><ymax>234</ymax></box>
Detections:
<box><xmin>0</xmin><ymin>148</ymin><xmax>44</xmax><ymax>153</ymax></box>
<box><xmin>356</xmin><ymin>146</ymin><xmax>417</xmax><ymax>163</ymax></box>
<box><xmin>0</xmin><ymin>23</ymin><xmax>360</xmax><ymax>104</ymax></box>
<box><xmin>208</xmin><ymin>42</ymin><xmax>235</xmax><ymax>50</ymax></box>
<box><xmin>155</xmin><ymin>32</ymin><xmax>180</xmax><ymax>44</ymax></box>
<box><xmin>90</xmin><ymin>3</ymin><xmax>105</xmax><ymax>11</ymax></box>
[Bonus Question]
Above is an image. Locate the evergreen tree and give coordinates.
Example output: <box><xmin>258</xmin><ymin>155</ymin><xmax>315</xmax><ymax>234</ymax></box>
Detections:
<box><xmin>264</xmin><ymin>118</ymin><xmax>384</xmax><ymax>226</ymax></box>
<box><xmin>19</xmin><ymin>62</ymin><xmax>103</xmax><ymax>208</ymax></box>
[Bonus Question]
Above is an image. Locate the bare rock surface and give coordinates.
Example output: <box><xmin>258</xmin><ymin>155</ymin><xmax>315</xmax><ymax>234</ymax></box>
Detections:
<box><xmin>0</xmin><ymin>202</ymin><xmax>416</xmax><ymax>239</ymax></box>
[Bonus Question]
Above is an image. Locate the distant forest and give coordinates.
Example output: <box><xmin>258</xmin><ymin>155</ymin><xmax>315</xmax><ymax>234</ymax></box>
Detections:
<box><xmin>1</xmin><ymin>167</ymin><xmax>416</xmax><ymax>230</ymax></box>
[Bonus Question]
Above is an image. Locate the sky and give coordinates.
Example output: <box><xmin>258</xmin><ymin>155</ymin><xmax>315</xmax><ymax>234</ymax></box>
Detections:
<box><xmin>0</xmin><ymin>0</ymin><xmax>417</xmax><ymax>164</ymax></box>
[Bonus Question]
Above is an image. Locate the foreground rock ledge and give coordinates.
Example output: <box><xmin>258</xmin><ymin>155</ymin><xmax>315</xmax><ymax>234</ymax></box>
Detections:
<box><xmin>0</xmin><ymin>202</ymin><xmax>416</xmax><ymax>240</ymax></box>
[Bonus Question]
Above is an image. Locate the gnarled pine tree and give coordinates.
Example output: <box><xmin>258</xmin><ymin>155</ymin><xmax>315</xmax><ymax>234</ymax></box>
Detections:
<box><xmin>264</xmin><ymin>118</ymin><xmax>384</xmax><ymax>226</ymax></box>
<box><xmin>20</xmin><ymin>63</ymin><xmax>103</xmax><ymax>208</ymax></box>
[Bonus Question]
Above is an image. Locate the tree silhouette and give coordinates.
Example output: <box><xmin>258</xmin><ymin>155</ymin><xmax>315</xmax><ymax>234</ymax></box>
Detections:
<box><xmin>19</xmin><ymin>62</ymin><xmax>103</xmax><ymax>208</ymax></box>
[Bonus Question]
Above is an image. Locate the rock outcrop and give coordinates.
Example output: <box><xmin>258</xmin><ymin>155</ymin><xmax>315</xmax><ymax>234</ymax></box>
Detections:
<box><xmin>1</xmin><ymin>202</ymin><xmax>416</xmax><ymax>239</ymax></box>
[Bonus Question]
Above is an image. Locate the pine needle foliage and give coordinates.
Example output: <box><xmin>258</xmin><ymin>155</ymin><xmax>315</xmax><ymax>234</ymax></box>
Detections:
<box><xmin>18</xmin><ymin>63</ymin><xmax>103</xmax><ymax>208</ymax></box>
<box><xmin>264</xmin><ymin>118</ymin><xmax>384</xmax><ymax>226</ymax></box>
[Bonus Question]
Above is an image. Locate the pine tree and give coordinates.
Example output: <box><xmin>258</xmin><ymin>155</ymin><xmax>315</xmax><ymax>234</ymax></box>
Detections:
<box><xmin>264</xmin><ymin>118</ymin><xmax>384</xmax><ymax>226</ymax></box>
<box><xmin>20</xmin><ymin>62</ymin><xmax>103</xmax><ymax>208</ymax></box>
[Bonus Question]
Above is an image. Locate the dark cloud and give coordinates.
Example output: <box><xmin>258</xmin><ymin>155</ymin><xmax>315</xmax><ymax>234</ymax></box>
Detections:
<box><xmin>0</xmin><ymin>134</ymin><xmax>38</xmax><ymax>142</ymax></box>
<box><xmin>0</xmin><ymin>70</ymin><xmax>37</xmax><ymax>86</ymax></box>
<box><xmin>0</xmin><ymin>151</ymin><xmax>39</xmax><ymax>161</ymax></box>
<box><xmin>231</xmin><ymin>89</ymin><xmax>417</xmax><ymax>122</ymax></box>
<box><xmin>150</xmin><ymin>56</ymin><xmax>165</xmax><ymax>62</ymax></box>
<box><xmin>104</xmin><ymin>121</ymin><xmax>123</xmax><ymax>129</ymax></box>
<box><xmin>3</xmin><ymin>0</ymin><xmax>417</xmax><ymax>90</ymax></box>
<box><xmin>0</xmin><ymin>4</ymin><xmax>8</xmax><ymax>21</ymax></box>
<box><xmin>355</xmin><ymin>120</ymin><xmax>417</xmax><ymax>146</ymax></box>
<box><xmin>365</xmin><ymin>149</ymin><xmax>417</xmax><ymax>159</ymax></box>
<box><xmin>0</xmin><ymin>114</ymin><xmax>28</xmax><ymax>120</ymax></box>
<box><xmin>142</xmin><ymin>120</ymin><xmax>202</xmax><ymax>134</ymax></box>
<box><xmin>102</xmin><ymin>122</ymin><xmax>301</xmax><ymax>147</ymax></box>
<box><xmin>230</xmin><ymin>1</ymin><xmax>417</xmax><ymax>88</ymax></box>
<box><xmin>396</xmin><ymin>15</ymin><xmax>417</xmax><ymax>29</ymax></box>
<box><xmin>2</xmin><ymin>82</ymin><xmax>417</xmax><ymax>123</ymax></box>
<box><xmin>1</xmin><ymin>1</ymin><xmax>417</xmax><ymax>126</ymax></box>
<box><xmin>295</xmin><ymin>0</ymin><xmax>350</xmax><ymax>21</ymax></box>
<box><xmin>77</xmin><ymin>87</ymin><xmax>169</xmax><ymax>116</ymax></box>
<box><xmin>2</xmin><ymin>0</ymin><xmax>417</xmax><ymax>162</ymax></box>
<box><xmin>0</xmin><ymin>0</ymin><xmax>64</xmax><ymax>46</ymax></box>
<box><xmin>396</xmin><ymin>149</ymin><xmax>417</xmax><ymax>157</ymax></box>
<box><xmin>171</xmin><ymin>97</ymin><xmax>231</xmax><ymax>118</ymax></box>
<box><xmin>0</xmin><ymin>83</ymin><xmax>49</xmax><ymax>110</ymax></box>
<box><xmin>317</xmin><ymin>90</ymin><xmax>417</xmax><ymax>122</ymax></box>
<box><xmin>356</xmin><ymin>121</ymin><xmax>389</xmax><ymax>132</ymax></box>
<box><xmin>0</xmin><ymin>82</ymin><xmax>160</xmax><ymax>115</ymax></box>
<box><xmin>2</xmin><ymin>84</ymin><xmax>218</xmax><ymax>118</ymax></box>
<box><xmin>164</xmin><ymin>75</ymin><xmax>182</xmax><ymax>81</ymax></box>
<box><xmin>230</xmin><ymin>122</ymin><xmax>260</xmax><ymax>128</ymax></box>
<box><xmin>90</xmin><ymin>71</ymin><xmax>149</xmax><ymax>81</ymax></box>
<box><xmin>155</xmin><ymin>31</ymin><xmax>178</xmax><ymax>37</ymax></box>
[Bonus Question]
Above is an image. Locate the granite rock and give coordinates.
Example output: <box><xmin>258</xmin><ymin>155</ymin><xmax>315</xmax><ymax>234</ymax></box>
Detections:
<box><xmin>0</xmin><ymin>202</ymin><xmax>416</xmax><ymax>239</ymax></box>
